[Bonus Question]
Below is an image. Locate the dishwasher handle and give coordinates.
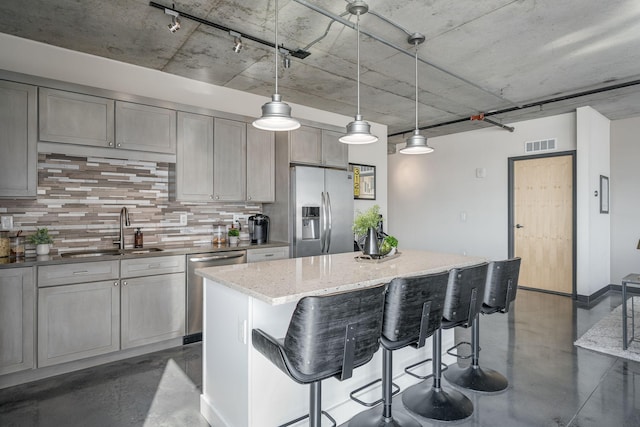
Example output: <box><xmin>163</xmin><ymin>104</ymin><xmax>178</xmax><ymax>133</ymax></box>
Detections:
<box><xmin>189</xmin><ymin>253</ymin><xmax>245</xmax><ymax>263</ymax></box>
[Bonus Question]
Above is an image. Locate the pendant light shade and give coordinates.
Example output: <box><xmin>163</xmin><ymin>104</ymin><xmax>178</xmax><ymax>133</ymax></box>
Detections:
<box><xmin>400</xmin><ymin>33</ymin><xmax>433</xmax><ymax>155</ymax></box>
<box><xmin>252</xmin><ymin>0</ymin><xmax>300</xmax><ymax>131</ymax></box>
<box><xmin>339</xmin><ymin>2</ymin><xmax>377</xmax><ymax>145</ymax></box>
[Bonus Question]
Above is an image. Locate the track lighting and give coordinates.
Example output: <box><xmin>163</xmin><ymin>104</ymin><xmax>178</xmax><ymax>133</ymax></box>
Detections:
<box><xmin>230</xmin><ymin>31</ymin><xmax>243</xmax><ymax>53</ymax></box>
<box><xmin>165</xmin><ymin>9</ymin><xmax>180</xmax><ymax>33</ymax></box>
<box><xmin>280</xmin><ymin>48</ymin><xmax>291</xmax><ymax>69</ymax></box>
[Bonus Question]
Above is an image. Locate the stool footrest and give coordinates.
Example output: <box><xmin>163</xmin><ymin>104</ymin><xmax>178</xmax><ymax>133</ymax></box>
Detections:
<box><xmin>349</xmin><ymin>377</ymin><xmax>400</xmax><ymax>407</ymax></box>
<box><xmin>446</xmin><ymin>341</ymin><xmax>476</xmax><ymax>359</ymax></box>
<box><xmin>279</xmin><ymin>410</ymin><xmax>336</xmax><ymax>427</ymax></box>
<box><xmin>404</xmin><ymin>358</ymin><xmax>448</xmax><ymax>380</ymax></box>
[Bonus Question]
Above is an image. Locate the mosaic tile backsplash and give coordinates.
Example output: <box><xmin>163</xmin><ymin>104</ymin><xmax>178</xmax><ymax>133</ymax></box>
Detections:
<box><xmin>0</xmin><ymin>154</ymin><xmax>262</xmax><ymax>255</ymax></box>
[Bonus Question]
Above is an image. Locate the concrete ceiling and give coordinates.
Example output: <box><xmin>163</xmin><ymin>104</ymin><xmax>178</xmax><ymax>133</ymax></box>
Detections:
<box><xmin>2</xmin><ymin>0</ymin><xmax>640</xmax><ymax>145</ymax></box>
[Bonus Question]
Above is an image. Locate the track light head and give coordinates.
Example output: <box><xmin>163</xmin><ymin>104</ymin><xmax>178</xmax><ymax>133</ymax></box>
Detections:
<box><xmin>230</xmin><ymin>31</ymin><xmax>243</xmax><ymax>53</ymax></box>
<box><xmin>165</xmin><ymin>9</ymin><xmax>180</xmax><ymax>33</ymax></box>
<box><xmin>280</xmin><ymin>48</ymin><xmax>291</xmax><ymax>69</ymax></box>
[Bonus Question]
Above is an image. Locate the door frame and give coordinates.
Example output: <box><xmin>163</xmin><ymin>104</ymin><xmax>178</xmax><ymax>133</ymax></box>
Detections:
<box><xmin>507</xmin><ymin>150</ymin><xmax>577</xmax><ymax>297</ymax></box>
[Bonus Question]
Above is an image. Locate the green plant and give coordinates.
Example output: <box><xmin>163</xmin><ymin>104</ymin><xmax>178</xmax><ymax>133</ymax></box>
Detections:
<box><xmin>28</xmin><ymin>227</ymin><xmax>54</xmax><ymax>245</ymax></box>
<box><xmin>352</xmin><ymin>205</ymin><xmax>382</xmax><ymax>237</ymax></box>
<box><xmin>228</xmin><ymin>228</ymin><xmax>240</xmax><ymax>237</ymax></box>
<box><xmin>380</xmin><ymin>235</ymin><xmax>398</xmax><ymax>254</ymax></box>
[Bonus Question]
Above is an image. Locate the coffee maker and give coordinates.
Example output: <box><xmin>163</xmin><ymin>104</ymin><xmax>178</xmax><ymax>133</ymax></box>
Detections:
<box><xmin>248</xmin><ymin>214</ymin><xmax>269</xmax><ymax>244</ymax></box>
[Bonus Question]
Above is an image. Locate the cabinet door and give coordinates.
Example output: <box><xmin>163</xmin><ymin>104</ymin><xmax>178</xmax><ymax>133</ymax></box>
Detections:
<box><xmin>38</xmin><ymin>280</ymin><xmax>120</xmax><ymax>367</ymax></box>
<box><xmin>246</xmin><ymin>127</ymin><xmax>275</xmax><ymax>202</ymax></box>
<box><xmin>121</xmin><ymin>273</ymin><xmax>185</xmax><ymax>349</ymax></box>
<box><xmin>176</xmin><ymin>112</ymin><xmax>214</xmax><ymax>201</ymax></box>
<box><xmin>39</xmin><ymin>88</ymin><xmax>114</xmax><ymax>148</ymax></box>
<box><xmin>322</xmin><ymin>129</ymin><xmax>349</xmax><ymax>169</ymax></box>
<box><xmin>213</xmin><ymin>118</ymin><xmax>246</xmax><ymax>201</ymax></box>
<box><xmin>289</xmin><ymin>126</ymin><xmax>322</xmax><ymax>165</ymax></box>
<box><xmin>0</xmin><ymin>267</ymin><xmax>35</xmax><ymax>375</ymax></box>
<box><xmin>115</xmin><ymin>101</ymin><xmax>177</xmax><ymax>154</ymax></box>
<box><xmin>0</xmin><ymin>81</ymin><xmax>37</xmax><ymax>198</ymax></box>
<box><xmin>246</xmin><ymin>246</ymin><xmax>289</xmax><ymax>263</ymax></box>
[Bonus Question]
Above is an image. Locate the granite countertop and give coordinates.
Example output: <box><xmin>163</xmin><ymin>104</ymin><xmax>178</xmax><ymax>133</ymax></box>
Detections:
<box><xmin>196</xmin><ymin>249</ymin><xmax>486</xmax><ymax>305</ymax></box>
<box><xmin>0</xmin><ymin>240</ymin><xmax>289</xmax><ymax>269</ymax></box>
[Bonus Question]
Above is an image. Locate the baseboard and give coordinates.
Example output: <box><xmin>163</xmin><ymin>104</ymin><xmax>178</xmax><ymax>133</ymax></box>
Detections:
<box><xmin>575</xmin><ymin>284</ymin><xmax>640</xmax><ymax>307</ymax></box>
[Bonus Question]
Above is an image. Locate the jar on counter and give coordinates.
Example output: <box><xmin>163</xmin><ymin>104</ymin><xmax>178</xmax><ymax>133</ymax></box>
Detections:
<box><xmin>10</xmin><ymin>236</ymin><xmax>25</xmax><ymax>258</ymax></box>
<box><xmin>212</xmin><ymin>224</ymin><xmax>227</xmax><ymax>246</ymax></box>
<box><xmin>0</xmin><ymin>232</ymin><xmax>9</xmax><ymax>258</ymax></box>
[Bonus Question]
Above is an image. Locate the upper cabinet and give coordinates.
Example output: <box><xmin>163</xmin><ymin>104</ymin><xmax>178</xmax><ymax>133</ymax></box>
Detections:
<box><xmin>39</xmin><ymin>88</ymin><xmax>176</xmax><ymax>159</ymax></box>
<box><xmin>115</xmin><ymin>101</ymin><xmax>176</xmax><ymax>154</ymax></box>
<box><xmin>0</xmin><ymin>81</ymin><xmax>37</xmax><ymax>199</ymax></box>
<box><xmin>289</xmin><ymin>126</ymin><xmax>348</xmax><ymax>169</ymax></box>
<box><xmin>39</xmin><ymin>88</ymin><xmax>114</xmax><ymax>148</ymax></box>
<box><xmin>175</xmin><ymin>111</ymin><xmax>214</xmax><ymax>201</ymax></box>
<box><xmin>213</xmin><ymin>118</ymin><xmax>247</xmax><ymax>202</ymax></box>
<box><xmin>246</xmin><ymin>127</ymin><xmax>275</xmax><ymax>202</ymax></box>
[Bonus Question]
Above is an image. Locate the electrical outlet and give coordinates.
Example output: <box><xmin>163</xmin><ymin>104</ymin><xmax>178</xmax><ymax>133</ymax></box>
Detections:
<box><xmin>179</xmin><ymin>213</ymin><xmax>188</xmax><ymax>225</ymax></box>
<box><xmin>1</xmin><ymin>216</ymin><xmax>13</xmax><ymax>230</ymax></box>
<box><xmin>233</xmin><ymin>214</ymin><xmax>250</xmax><ymax>224</ymax></box>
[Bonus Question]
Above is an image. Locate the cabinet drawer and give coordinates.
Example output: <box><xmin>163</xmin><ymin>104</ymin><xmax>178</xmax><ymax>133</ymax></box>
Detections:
<box><xmin>38</xmin><ymin>260</ymin><xmax>120</xmax><ymax>287</ymax></box>
<box><xmin>246</xmin><ymin>246</ymin><xmax>289</xmax><ymax>263</ymax></box>
<box><xmin>121</xmin><ymin>255</ymin><xmax>185</xmax><ymax>278</ymax></box>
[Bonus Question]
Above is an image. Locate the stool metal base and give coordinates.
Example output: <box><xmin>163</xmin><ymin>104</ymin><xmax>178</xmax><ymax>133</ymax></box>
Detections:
<box><xmin>401</xmin><ymin>383</ymin><xmax>473</xmax><ymax>422</ymax></box>
<box><xmin>444</xmin><ymin>364</ymin><xmax>508</xmax><ymax>393</ymax></box>
<box><xmin>348</xmin><ymin>405</ymin><xmax>422</xmax><ymax>427</ymax></box>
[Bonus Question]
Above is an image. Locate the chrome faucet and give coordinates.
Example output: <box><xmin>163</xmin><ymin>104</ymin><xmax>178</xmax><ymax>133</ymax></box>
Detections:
<box><xmin>115</xmin><ymin>207</ymin><xmax>130</xmax><ymax>250</ymax></box>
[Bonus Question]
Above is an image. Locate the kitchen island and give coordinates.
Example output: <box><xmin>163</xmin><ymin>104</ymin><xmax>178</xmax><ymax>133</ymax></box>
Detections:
<box><xmin>197</xmin><ymin>249</ymin><xmax>485</xmax><ymax>427</ymax></box>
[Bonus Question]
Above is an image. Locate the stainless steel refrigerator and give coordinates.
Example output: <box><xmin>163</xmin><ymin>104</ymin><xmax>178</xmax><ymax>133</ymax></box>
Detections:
<box><xmin>290</xmin><ymin>166</ymin><xmax>354</xmax><ymax>257</ymax></box>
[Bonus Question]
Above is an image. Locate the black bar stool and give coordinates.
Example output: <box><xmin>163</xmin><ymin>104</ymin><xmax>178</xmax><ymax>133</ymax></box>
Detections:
<box><xmin>347</xmin><ymin>271</ymin><xmax>450</xmax><ymax>427</ymax></box>
<box><xmin>252</xmin><ymin>284</ymin><xmax>386</xmax><ymax>427</ymax></box>
<box><xmin>444</xmin><ymin>257</ymin><xmax>521</xmax><ymax>392</ymax></box>
<box><xmin>401</xmin><ymin>262</ymin><xmax>488</xmax><ymax>422</ymax></box>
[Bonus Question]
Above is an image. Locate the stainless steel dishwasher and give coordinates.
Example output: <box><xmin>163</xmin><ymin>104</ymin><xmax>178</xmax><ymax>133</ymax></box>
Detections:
<box><xmin>184</xmin><ymin>250</ymin><xmax>246</xmax><ymax>344</ymax></box>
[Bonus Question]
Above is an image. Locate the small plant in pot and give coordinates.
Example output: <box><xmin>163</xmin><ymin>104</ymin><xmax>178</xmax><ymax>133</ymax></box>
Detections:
<box><xmin>228</xmin><ymin>228</ymin><xmax>240</xmax><ymax>245</ymax></box>
<box><xmin>28</xmin><ymin>227</ymin><xmax>54</xmax><ymax>255</ymax></box>
<box><xmin>380</xmin><ymin>235</ymin><xmax>398</xmax><ymax>256</ymax></box>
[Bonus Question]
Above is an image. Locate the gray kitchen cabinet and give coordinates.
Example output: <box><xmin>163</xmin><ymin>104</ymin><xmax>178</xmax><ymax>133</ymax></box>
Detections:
<box><xmin>246</xmin><ymin>127</ymin><xmax>275</xmax><ymax>202</ymax></box>
<box><xmin>0</xmin><ymin>80</ymin><xmax>37</xmax><ymax>198</ymax></box>
<box><xmin>39</xmin><ymin>87</ymin><xmax>114</xmax><ymax>148</ymax></box>
<box><xmin>0</xmin><ymin>267</ymin><xmax>35</xmax><ymax>375</ymax></box>
<box><xmin>213</xmin><ymin>118</ymin><xmax>247</xmax><ymax>201</ymax></box>
<box><xmin>38</xmin><ymin>280</ymin><xmax>120</xmax><ymax>367</ymax></box>
<box><xmin>120</xmin><ymin>273</ymin><xmax>185</xmax><ymax>349</ymax></box>
<box><xmin>175</xmin><ymin>111</ymin><xmax>214</xmax><ymax>201</ymax></box>
<box><xmin>246</xmin><ymin>246</ymin><xmax>289</xmax><ymax>263</ymax></box>
<box><xmin>321</xmin><ymin>129</ymin><xmax>349</xmax><ymax>169</ymax></box>
<box><xmin>289</xmin><ymin>126</ymin><xmax>348</xmax><ymax>169</ymax></box>
<box><xmin>115</xmin><ymin>101</ymin><xmax>177</xmax><ymax>154</ymax></box>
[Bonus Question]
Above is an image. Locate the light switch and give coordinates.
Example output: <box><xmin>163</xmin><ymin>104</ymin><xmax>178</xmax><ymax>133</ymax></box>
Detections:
<box><xmin>475</xmin><ymin>168</ymin><xmax>486</xmax><ymax>179</ymax></box>
<box><xmin>0</xmin><ymin>216</ymin><xmax>13</xmax><ymax>230</ymax></box>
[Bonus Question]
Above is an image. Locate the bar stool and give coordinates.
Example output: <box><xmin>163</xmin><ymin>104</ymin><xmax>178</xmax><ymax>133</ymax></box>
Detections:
<box><xmin>347</xmin><ymin>271</ymin><xmax>450</xmax><ymax>427</ymax></box>
<box><xmin>444</xmin><ymin>257</ymin><xmax>521</xmax><ymax>392</ymax></box>
<box><xmin>252</xmin><ymin>284</ymin><xmax>386</xmax><ymax>427</ymax></box>
<box><xmin>401</xmin><ymin>262</ymin><xmax>488</xmax><ymax>422</ymax></box>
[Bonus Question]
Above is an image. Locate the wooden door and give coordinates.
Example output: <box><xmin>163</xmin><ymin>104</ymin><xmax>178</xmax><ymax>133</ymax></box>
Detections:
<box><xmin>512</xmin><ymin>154</ymin><xmax>574</xmax><ymax>294</ymax></box>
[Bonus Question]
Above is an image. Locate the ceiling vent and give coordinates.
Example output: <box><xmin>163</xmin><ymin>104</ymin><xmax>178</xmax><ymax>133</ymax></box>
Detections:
<box><xmin>524</xmin><ymin>138</ymin><xmax>556</xmax><ymax>153</ymax></box>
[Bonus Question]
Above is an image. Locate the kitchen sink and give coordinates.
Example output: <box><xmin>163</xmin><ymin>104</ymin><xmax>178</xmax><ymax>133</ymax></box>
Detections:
<box><xmin>60</xmin><ymin>247</ymin><xmax>164</xmax><ymax>258</ymax></box>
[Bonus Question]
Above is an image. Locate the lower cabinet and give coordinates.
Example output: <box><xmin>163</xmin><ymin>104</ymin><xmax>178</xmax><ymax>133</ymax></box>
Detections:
<box><xmin>121</xmin><ymin>273</ymin><xmax>185</xmax><ymax>349</ymax></box>
<box><xmin>0</xmin><ymin>267</ymin><xmax>35</xmax><ymax>375</ymax></box>
<box><xmin>246</xmin><ymin>246</ymin><xmax>290</xmax><ymax>263</ymax></box>
<box><xmin>38</xmin><ymin>280</ymin><xmax>120</xmax><ymax>367</ymax></box>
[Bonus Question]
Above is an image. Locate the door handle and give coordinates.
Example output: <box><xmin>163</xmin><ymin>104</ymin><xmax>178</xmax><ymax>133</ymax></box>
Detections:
<box><xmin>320</xmin><ymin>192</ymin><xmax>326</xmax><ymax>253</ymax></box>
<box><xmin>326</xmin><ymin>192</ymin><xmax>332</xmax><ymax>253</ymax></box>
<box><xmin>515</xmin><ymin>224</ymin><xmax>524</xmax><ymax>229</ymax></box>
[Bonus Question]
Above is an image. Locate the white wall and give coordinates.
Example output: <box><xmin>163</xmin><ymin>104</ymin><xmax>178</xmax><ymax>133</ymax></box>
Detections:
<box><xmin>576</xmin><ymin>107</ymin><xmax>611</xmax><ymax>296</ymax></box>
<box><xmin>0</xmin><ymin>32</ymin><xmax>388</xmax><ymax>223</ymax></box>
<box><xmin>610</xmin><ymin>116</ymin><xmax>640</xmax><ymax>285</ymax></box>
<box><xmin>388</xmin><ymin>113</ymin><xmax>576</xmax><ymax>261</ymax></box>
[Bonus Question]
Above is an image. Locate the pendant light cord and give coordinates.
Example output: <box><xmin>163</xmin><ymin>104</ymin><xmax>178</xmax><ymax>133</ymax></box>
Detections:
<box><xmin>274</xmin><ymin>0</ymin><xmax>279</xmax><ymax>95</ymax></box>
<box><xmin>356</xmin><ymin>13</ymin><xmax>361</xmax><ymax>115</ymax></box>
<box><xmin>414</xmin><ymin>41</ymin><xmax>418</xmax><ymax>131</ymax></box>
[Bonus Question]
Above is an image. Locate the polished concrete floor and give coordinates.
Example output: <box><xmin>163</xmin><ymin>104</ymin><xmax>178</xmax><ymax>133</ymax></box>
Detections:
<box><xmin>1</xmin><ymin>289</ymin><xmax>639</xmax><ymax>426</ymax></box>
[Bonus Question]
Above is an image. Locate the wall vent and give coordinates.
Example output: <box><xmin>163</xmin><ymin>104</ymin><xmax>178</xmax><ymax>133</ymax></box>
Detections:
<box><xmin>525</xmin><ymin>138</ymin><xmax>556</xmax><ymax>153</ymax></box>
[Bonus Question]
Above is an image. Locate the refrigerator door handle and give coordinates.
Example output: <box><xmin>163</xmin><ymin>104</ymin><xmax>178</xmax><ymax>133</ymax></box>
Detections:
<box><xmin>320</xmin><ymin>191</ymin><xmax>326</xmax><ymax>252</ymax></box>
<box><xmin>326</xmin><ymin>191</ymin><xmax>332</xmax><ymax>253</ymax></box>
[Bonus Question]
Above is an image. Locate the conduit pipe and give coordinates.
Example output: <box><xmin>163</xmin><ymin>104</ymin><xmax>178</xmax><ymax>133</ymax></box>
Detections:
<box><xmin>470</xmin><ymin>113</ymin><xmax>515</xmax><ymax>132</ymax></box>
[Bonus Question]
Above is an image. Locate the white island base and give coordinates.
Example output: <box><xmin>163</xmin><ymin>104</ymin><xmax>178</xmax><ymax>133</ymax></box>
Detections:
<box><xmin>198</xmin><ymin>250</ymin><xmax>485</xmax><ymax>427</ymax></box>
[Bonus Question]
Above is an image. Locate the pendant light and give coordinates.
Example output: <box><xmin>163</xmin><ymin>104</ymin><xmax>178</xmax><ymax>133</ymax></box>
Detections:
<box><xmin>253</xmin><ymin>0</ymin><xmax>300</xmax><ymax>131</ymax></box>
<box><xmin>400</xmin><ymin>33</ymin><xmax>434</xmax><ymax>154</ymax></box>
<box><xmin>339</xmin><ymin>1</ymin><xmax>378</xmax><ymax>145</ymax></box>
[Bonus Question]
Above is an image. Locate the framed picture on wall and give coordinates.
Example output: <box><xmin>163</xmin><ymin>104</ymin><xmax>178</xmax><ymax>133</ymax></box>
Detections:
<box><xmin>349</xmin><ymin>163</ymin><xmax>376</xmax><ymax>200</ymax></box>
<box><xmin>600</xmin><ymin>175</ymin><xmax>609</xmax><ymax>214</ymax></box>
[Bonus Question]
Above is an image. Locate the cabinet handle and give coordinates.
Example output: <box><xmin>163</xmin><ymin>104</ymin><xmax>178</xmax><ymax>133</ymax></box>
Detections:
<box><xmin>264</xmin><ymin>254</ymin><xmax>274</xmax><ymax>257</ymax></box>
<box><xmin>72</xmin><ymin>270</ymin><xmax>89</xmax><ymax>275</ymax></box>
<box><xmin>215</xmin><ymin>195</ymin><xmax>219</xmax><ymax>200</ymax></box>
<box><xmin>117</xmin><ymin>143</ymin><xmax>122</xmax><ymax>148</ymax></box>
<box><xmin>114</xmin><ymin>282</ymin><xmax>119</xmax><ymax>286</ymax></box>
<box><xmin>108</xmin><ymin>141</ymin><xmax>113</xmax><ymax>147</ymax></box>
<box><xmin>247</xmin><ymin>196</ymin><xmax>252</xmax><ymax>200</ymax></box>
<box><xmin>122</xmin><ymin>281</ymin><xmax>128</xmax><ymax>286</ymax></box>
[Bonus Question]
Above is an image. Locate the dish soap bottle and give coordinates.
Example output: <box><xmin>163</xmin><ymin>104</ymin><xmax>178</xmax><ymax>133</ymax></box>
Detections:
<box><xmin>134</xmin><ymin>228</ymin><xmax>143</xmax><ymax>248</ymax></box>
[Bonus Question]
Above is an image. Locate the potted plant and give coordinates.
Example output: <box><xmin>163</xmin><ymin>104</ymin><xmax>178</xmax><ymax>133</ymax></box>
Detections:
<box><xmin>28</xmin><ymin>227</ymin><xmax>54</xmax><ymax>255</ymax></box>
<box><xmin>228</xmin><ymin>228</ymin><xmax>240</xmax><ymax>246</ymax></box>
<box><xmin>380</xmin><ymin>235</ymin><xmax>398</xmax><ymax>256</ymax></box>
<box><xmin>353</xmin><ymin>205</ymin><xmax>383</xmax><ymax>256</ymax></box>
